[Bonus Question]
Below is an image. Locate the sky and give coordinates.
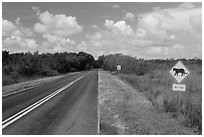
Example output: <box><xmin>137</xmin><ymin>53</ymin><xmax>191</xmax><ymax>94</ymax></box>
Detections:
<box><xmin>2</xmin><ymin>2</ymin><xmax>202</xmax><ymax>59</ymax></box>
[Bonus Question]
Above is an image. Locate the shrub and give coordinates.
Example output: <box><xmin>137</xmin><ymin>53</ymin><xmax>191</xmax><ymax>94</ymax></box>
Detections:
<box><xmin>2</xmin><ymin>73</ymin><xmax>15</xmax><ymax>86</ymax></box>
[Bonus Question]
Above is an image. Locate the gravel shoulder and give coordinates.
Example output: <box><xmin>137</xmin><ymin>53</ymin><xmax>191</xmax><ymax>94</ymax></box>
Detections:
<box><xmin>2</xmin><ymin>72</ymin><xmax>79</xmax><ymax>97</ymax></box>
<box><xmin>98</xmin><ymin>70</ymin><xmax>196</xmax><ymax>135</ymax></box>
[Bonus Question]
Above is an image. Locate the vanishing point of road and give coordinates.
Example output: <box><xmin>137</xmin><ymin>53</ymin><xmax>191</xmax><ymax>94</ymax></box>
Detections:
<box><xmin>2</xmin><ymin>70</ymin><xmax>98</xmax><ymax>135</ymax></box>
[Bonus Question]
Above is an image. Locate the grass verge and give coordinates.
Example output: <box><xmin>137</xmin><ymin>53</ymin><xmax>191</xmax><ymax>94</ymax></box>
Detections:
<box><xmin>116</xmin><ymin>65</ymin><xmax>202</xmax><ymax>134</ymax></box>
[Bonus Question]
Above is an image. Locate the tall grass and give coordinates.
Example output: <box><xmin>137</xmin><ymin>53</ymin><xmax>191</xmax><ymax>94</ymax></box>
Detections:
<box><xmin>118</xmin><ymin>64</ymin><xmax>202</xmax><ymax>133</ymax></box>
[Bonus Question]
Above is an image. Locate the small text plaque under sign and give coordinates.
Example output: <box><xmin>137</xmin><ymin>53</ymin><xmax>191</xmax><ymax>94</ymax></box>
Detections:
<box><xmin>172</xmin><ymin>84</ymin><xmax>186</xmax><ymax>92</ymax></box>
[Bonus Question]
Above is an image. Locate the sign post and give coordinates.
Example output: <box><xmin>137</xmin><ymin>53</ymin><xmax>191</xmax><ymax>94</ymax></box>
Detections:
<box><xmin>169</xmin><ymin>60</ymin><xmax>190</xmax><ymax>111</ymax></box>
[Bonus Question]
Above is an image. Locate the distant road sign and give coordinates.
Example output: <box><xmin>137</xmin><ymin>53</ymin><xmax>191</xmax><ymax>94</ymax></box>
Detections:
<box><xmin>116</xmin><ymin>65</ymin><xmax>121</xmax><ymax>71</ymax></box>
<box><xmin>170</xmin><ymin>61</ymin><xmax>189</xmax><ymax>83</ymax></box>
<box><xmin>173</xmin><ymin>83</ymin><xmax>186</xmax><ymax>92</ymax></box>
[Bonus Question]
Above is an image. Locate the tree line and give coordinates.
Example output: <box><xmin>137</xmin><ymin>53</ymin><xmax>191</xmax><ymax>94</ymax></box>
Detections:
<box><xmin>2</xmin><ymin>50</ymin><xmax>97</xmax><ymax>85</ymax></box>
<box><xmin>97</xmin><ymin>53</ymin><xmax>202</xmax><ymax>75</ymax></box>
<box><xmin>2</xmin><ymin>50</ymin><xmax>201</xmax><ymax>85</ymax></box>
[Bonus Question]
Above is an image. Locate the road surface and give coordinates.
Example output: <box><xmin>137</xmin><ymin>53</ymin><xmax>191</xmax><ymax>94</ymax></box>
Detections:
<box><xmin>2</xmin><ymin>70</ymin><xmax>98</xmax><ymax>135</ymax></box>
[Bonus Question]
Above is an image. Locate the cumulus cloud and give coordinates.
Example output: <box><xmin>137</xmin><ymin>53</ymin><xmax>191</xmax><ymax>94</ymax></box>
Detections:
<box><xmin>2</xmin><ymin>18</ymin><xmax>37</xmax><ymax>52</ymax></box>
<box><xmin>32</xmin><ymin>9</ymin><xmax>82</xmax><ymax>52</ymax></box>
<box><xmin>42</xmin><ymin>33</ymin><xmax>75</xmax><ymax>50</ymax></box>
<box><xmin>85</xmin><ymin>19</ymin><xmax>164</xmax><ymax>58</ymax></box>
<box><xmin>2</xmin><ymin>3</ymin><xmax>201</xmax><ymax>59</ymax></box>
<box><xmin>135</xmin><ymin>2</ymin><xmax>202</xmax><ymax>59</ymax></box>
<box><xmin>104</xmin><ymin>19</ymin><xmax>114</xmax><ymax>29</ymax></box>
<box><xmin>86</xmin><ymin>2</ymin><xmax>201</xmax><ymax>59</ymax></box>
<box><xmin>40</xmin><ymin>33</ymin><xmax>76</xmax><ymax>53</ymax></box>
<box><xmin>173</xmin><ymin>43</ymin><xmax>183</xmax><ymax>49</ymax></box>
<box><xmin>153</xmin><ymin>7</ymin><xmax>161</xmax><ymax>11</ymax></box>
<box><xmin>43</xmin><ymin>33</ymin><xmax>75</xmax><ymax>45</ymax></box>
<box><xmin>3</xmin><ymin>19</ymin><xmax>33</xmax><ymax>37</ymax></box>
<box><xmin>169</xmin><ymin>35</ymin><xmax>176</xmax><ymax>40</ymax></box>
<box><xmin>111</xmin><ymin>4</ymin><xmax>120</xmax><ymax>9</ymax></box>
<box><xmin>104</xmin><ymin>20</ymin><xmax>134</xmax><ymax>36</ymax></box>
<box><xmin>34</xmin><ymin>10</ymin><xmax>82</xmax><ymax>37</ymax></box>
<box><xmin>86</xmin><ymin>26</ymin><xmax>154</xmax><ymax>59</ymax></box>
<box><xmin>114</xmin><ymin>21</ymin><xmax>133</xmax><ymax>35</ymax></box>
<box><xmin>2</xmin><ymin>12</ymin><xmax>78</xmax><ymax>53</ymax></box>
<box><xmin>138</xmin><ymin>3</ymin><xmax>201</xmax><ymax>37</ymax></box>
<box><xmin>124</xmin><ymin>12</ymin><xmax>135</xmax><ymax>22</ymax></box>
<box><xmin>91</xmin><ymin>24</ymin><xmax>99</xmax><ymax>29</ymax></box>
<box><xmin>135</xmin><ymin>28</ymin><xmax>146</xmax><ymax>38</ymax></box>
<box><xmin>3</xmin><ymin>19</ymin><xmax>17</xmax><ymax>36</ymax></box>
<box><xmin>34</xmin><ymin>23</ymin><xmax>48</xmax><ymax>33</ymax></box>
<box><xmin>87</xmin><ymin>32</ymin><xmax>103</xmax><ymax>40</ymax></box>
<box><xmin>178</xmin><ymin>2</ymin><xmax>195</xmax><ymax>9</ymax></box>
<box><xmin>3</xmin><ymin>36</ymin><xmax>38</xmax><ymax>52</ymax></box>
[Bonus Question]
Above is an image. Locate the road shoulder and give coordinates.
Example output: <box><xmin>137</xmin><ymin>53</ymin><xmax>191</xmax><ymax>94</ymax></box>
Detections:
<box><xmin>98</xmin><ymin>70</ymin><xmax>195</xmax><ymax>135</ymax></box>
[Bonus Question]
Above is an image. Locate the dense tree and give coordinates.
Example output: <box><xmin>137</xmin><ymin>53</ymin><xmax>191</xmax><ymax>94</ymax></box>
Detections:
<box><xmin>2</xmin><ymin>51</ymin><xmax>96</xmax><ymax>85</ymax></box>
<box><xmin>95</xmin><ymin>55</ymin><xmax>105</xmax><ymax>68</ymax></box>
<box><xmin>96</xmin><ymin>53</ymin><xmax>202</xmax><ymax>76</ymax></box>
<box><xmin>2</xmin><ymin>50</ymin><xmax>202</xmax><ymax>86</ymax></box>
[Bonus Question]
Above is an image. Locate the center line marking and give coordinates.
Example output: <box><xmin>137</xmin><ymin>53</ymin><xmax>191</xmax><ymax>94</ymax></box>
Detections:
<box><xmin>2</xmin><ymin>74</ymin><xmax>86</xmax><ymax>129</ymax></box>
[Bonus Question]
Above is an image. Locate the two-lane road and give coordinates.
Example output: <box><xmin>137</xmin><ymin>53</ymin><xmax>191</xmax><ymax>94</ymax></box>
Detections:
<box><xmin>2</xmin><ymin>70</ymin><xmax>98</xmax><ymax>135</ymax></box>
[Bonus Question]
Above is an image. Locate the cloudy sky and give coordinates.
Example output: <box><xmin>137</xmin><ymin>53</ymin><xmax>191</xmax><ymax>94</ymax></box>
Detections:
<box><xmin>2</xmin><ymin>2</ymin><xmax>202</xmax><ymax>59</ymax></box>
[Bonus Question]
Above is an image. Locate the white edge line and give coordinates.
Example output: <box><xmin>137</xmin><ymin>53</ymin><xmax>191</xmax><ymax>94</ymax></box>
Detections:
<box><xmin>2</xmin><ymin>74</ymin><xmax>85</xmax><ymax>129</ymax></box>
<box><xmin>97</xmin><ymin>71</ymin><xmax>100</xmax><ymax>135</ymax></box>
<box><xmin>2</xmin><ymin>82</ymin><xmax>70</xmax><ymax>125</ymax></box>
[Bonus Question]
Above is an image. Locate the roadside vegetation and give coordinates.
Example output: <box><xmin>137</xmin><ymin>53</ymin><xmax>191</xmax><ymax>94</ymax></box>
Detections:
<box><xmin>2</xmin><ymin>50</ymin><xmax>96</xmax><ymax>86</ymax></box>
<box><xmin>2</xmin><ymin>51</ymin><xmax>202</xmax><ymax>133</ymax></box>
<box><xmin>98</xmin><ymin>53</ymin><xmax>202</xmax><ymax>134</ymax></box>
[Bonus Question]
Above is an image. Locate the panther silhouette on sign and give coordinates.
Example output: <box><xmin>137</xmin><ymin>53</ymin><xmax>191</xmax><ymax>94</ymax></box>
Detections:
<box><xmin>173</xmin><ymin>68</ymin><xmax>188</xmax><ymax>76</ymax></box>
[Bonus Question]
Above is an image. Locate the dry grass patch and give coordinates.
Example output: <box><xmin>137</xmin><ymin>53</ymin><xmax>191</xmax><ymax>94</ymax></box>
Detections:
<box><xmin>118</xmin><ymin>65</ymin><xmax>201</xmax><ymax>134</ymax></box>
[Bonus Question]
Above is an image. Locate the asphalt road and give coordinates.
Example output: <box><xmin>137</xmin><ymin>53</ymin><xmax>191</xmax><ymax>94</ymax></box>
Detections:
<box><xmin>2</xmin><ymin>70</ymin><xmax>98</xmax><ymax>135</ymax></box>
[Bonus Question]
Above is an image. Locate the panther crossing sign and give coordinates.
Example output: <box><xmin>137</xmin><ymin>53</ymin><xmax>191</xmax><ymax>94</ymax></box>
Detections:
<box><xmin>170</xmin><ymin>61</ymin><xmax>189</xmax><ymax>83</ymax></box>
<box><xmin>170</xmin><ymin>61</ymin><xmax>189</xmax><ymax>92</ymax></box>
